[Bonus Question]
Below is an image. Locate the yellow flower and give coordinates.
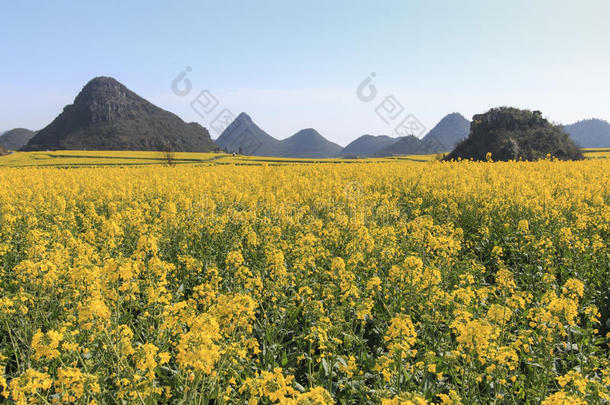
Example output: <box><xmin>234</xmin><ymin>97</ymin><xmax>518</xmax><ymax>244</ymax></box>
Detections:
<box><xmin>437</xmin><ymin>390</ymin><xmax>462</xmax><ymax>404</ymax></box>
<box><xmin>294</xmin><ymin>386</ymin><xmax>334</xmax><ymax>404</ymax></box>
<box><xmin>31</xmin><ymin>329</ymin><xmax>63</xmax><ymax>360</ymax></box>
<box><xmin>562</xmin><ymin>278</ymin><xmax>584</xmax><ymax>298</ymax></box>
<box><xmin>385</xmin><ymin>314</ymin><xmax>417</xmax><ymax>358</ymax></box>
<box><xmin>135</xmin><ymin>343</ymin><xmax>159</xmax><ymax>380</ymax></box>
<box><xmin>55</xmin><ymin>367</ymin><xmax>100</xmax><ymax>403</ymax></box>
<box><xmin>176</xmin><ymin>314</ymin><xmax>221</xmax><ymax>374</ymax></box>
<box><xmin>452</xmin><ymin>319</ymin><xmax>499</xmax><ymax>363</ymax></box>
<box><xmin>8</xmin><ymin>369</ymin><xmax>52</xmax><ymax>404</ymax></box>
<box><xmin>486</xmin><ymin>304</ymin><xmax>512</xmax><ymax>324</ymax></box>
<box><xmin>541</xmin><ymin>390</ymin><xmax>586</xmax><ymax>405</ymax></box>
<box><xmin>557</xmin><ymin>371</ymin><xmax>588</xmax><ymax>394</ymax></box>
<box><xmin>495</xmin><ymin>346</ymin><xmax>519</xmax><ymax>371</ymax></box>
<box><xmin>77</xmin><ymin>296</ymin><xmax>111</xmax><ymax>330</ymax></box>
<box><xmin>240</xmin><ymin>368</ymin><xmax>297</xmax><ymax>402</ymax></box>
<box><xmin>159</xmin><ymin>352</ymin><xmax>171</xmax><ymax>365</ymax></box>
<box><xmin>381</xmin><ymin>392</ymin><xmax>428</xmax><ymax>405</ymax></box>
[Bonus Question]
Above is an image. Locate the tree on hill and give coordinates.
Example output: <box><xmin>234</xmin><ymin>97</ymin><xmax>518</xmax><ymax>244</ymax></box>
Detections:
<box><xmin>445</xmin><ymin>107</ymin><xmax>583</xmax><ymax>161</ymax></box>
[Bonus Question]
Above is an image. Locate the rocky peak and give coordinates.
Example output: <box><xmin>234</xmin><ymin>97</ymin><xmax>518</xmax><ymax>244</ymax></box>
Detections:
<box><xmin>71</xmin><ymin>77</ymin><xmax>144</xmax><ymax>123</ymax></box>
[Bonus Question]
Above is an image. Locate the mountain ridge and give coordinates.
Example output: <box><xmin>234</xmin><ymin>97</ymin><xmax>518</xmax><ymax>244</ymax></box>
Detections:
<box><xmin>563</xmin><ymin>118</ymin><xmax>610</xmax><ymax>148</ymax></box>
<box><xmin>15</xmin><ymin>75</ymin><xmax>608</xmax><ymax>155</ymax></box>
<box><xmin>375</xmin><ymin>113</ymin><xmax>470</xmax><ymax>156</ymax></box>
<box><xmin>216</xmin><ymin>114</ymin><xmax>341</xmax><ymax>158</ymax></box>
<box><xmin>339</xmin><ymin>135</ymin><xmax>397</xmax><ymax>157</ymax></box>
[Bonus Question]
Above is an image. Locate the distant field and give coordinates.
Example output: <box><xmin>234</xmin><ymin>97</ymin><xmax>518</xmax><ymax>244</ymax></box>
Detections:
<box><xmin>0</xmin><ymin>151</ymin><xmax>222</xmax><ymax>167</ymax></box>
<box><xmin>0</xmin><ymin>149</ymin><xmax>605</xmax><ymax>168</ymax></box>
<box><xmin>0</xmin><ymin>150</ymin><xmax>437</xmax><ymax>167</ymax></box>
<box><xmin>582</xmin><ymin>147</ymin><xmax>610</xmax><ymax>159</ymax></box>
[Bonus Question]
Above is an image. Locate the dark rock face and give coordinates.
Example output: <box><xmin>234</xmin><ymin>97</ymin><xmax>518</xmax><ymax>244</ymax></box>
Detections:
<box><xmin>23</xmin><ymin>77</ymin><xmax>217</xmax><ymax>152</ymax></box>
<box><xmin>563</xmin><ymin>119</ymin><xmax>610</xmax><ymax>148</ymax></box>
<box><xmin>0</xmin><ymin>128</ymin><xmax>36</xmax><ymax>150</ymax></box>
<box><xmin>445</xmin><ymin>107</ymin><xmax>583</xmax><ymax>161</ymax></box>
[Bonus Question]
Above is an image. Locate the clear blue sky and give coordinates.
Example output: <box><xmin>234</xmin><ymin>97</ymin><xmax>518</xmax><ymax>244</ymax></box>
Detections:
<box><xmin>1</xmin><ymin>0</ymin><xmax>609</xmax><ymax>146</ymax></box>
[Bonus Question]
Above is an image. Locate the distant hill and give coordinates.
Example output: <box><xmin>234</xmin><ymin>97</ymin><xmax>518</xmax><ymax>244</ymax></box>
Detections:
<box><xmin>563</xmin><ymin>119</ymin><xmax>610</xmax><ymax>148</ymax></box>
<box><xmin>0</xmin><ymin>128</ymin><xmax>37</xmax><ymax>150</ymax></box>
<box><xmin>375</xmin><ymin>113</ymin><xmax>470</xmax><ymax>156</ymax></box>
<box><xmin>280</xmin><ymin>128</ymin><xmax>342</xmax><ymax>158</ymax></box>
<box><xmin>420</xmin><ymin>113</ymin><xmax>470</xmax><ymax>152</ymax></box>
<box><xmin>339</xmin><ymin>135</ymin><xmax>396</xmax><ymax>157</ymax></box>
<box><xmin>217</xmin><ymin>113</ymin><xmax>341</xmax><ymax>158</ymax></box>
<box><xmin>446</xmin><ymin>107</ymin><xmax>583</xmax><ymax>161</ymax></box>
<box><xmin>375</xmin><ymin>135</ymin><xmax>430</xmax><ymax>156</ymax></box>
<box><xmin>23</xmin><ymin>77</ymin><xmax>217</xmax><ymax>152</ymax></box>
<box><xmin>215</xmin><ymin>113</ymin><xmax>282</xmax><ymax>156</ymax></box>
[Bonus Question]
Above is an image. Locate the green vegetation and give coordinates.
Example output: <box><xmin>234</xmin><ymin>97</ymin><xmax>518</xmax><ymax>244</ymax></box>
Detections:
<box><xmin>446</xmin><ymin>107</ymin><xmax>583</xmax><ymax>161</ymax></box>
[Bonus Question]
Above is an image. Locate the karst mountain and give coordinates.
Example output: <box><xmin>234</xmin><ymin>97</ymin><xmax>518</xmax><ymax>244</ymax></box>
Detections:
<box><xmin>23</xmin><ymin>77</ymin><xmax>217</xmax><ymax>152</ymax></box>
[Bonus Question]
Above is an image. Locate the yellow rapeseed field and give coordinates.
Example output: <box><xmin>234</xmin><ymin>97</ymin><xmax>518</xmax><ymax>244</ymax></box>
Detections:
<box><xmin>0</xmin><ymin>150</ymin><xmax>602</xmax><ymax>168</ymax></box>
<box><xmin>0</xmin><ymin>151</ymin><xmax>441</xmax><ymax>168</ymax></box>
<box><xmin>583</xmin><ymin>149</ymin><xmax>610</xmax><ymax>160</ymax></box>
<box><xmin>0</xmin><ymin>159</ymin><xmax>609</xmax><ymax>404</ymax></box>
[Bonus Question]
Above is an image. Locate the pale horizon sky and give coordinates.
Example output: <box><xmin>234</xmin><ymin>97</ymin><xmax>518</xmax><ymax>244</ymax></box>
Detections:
<box><xmin>1</xmin><ymin>0</ymin><xmax>609</xmax><ymax>146</ymax></box>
